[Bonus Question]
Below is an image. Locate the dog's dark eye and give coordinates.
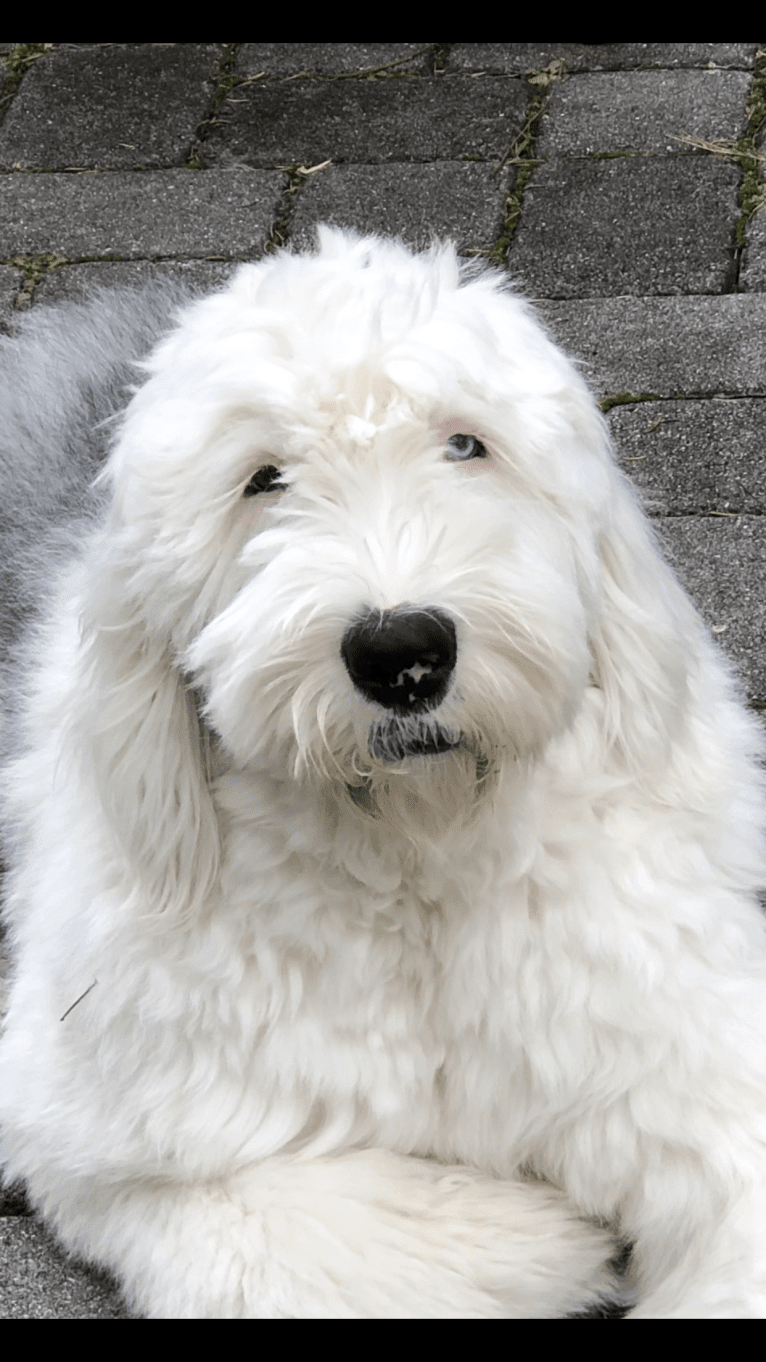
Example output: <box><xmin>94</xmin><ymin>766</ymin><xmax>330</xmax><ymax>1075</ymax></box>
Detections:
<box><xmin>445</xmin><ymin>434</ymin><xmax>488</xmax><ymax>462</ymax></box>
<box><xmin>243</xmin><ymin>465</ymin><xmax>285</xmax><ymax>496</ymax></box>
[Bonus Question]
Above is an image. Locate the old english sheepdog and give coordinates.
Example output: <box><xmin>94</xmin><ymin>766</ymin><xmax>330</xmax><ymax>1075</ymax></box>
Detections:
<box><xmin>1</xmin><ymin>229</ymin><xmax>766</xmax><ymax>1319</ymax></box>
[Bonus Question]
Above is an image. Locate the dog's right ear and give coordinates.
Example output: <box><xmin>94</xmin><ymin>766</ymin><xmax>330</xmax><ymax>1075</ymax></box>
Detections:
<box><xmin>552</xmin><ymin>388</ymin><xmax>708</xmax><ymax>781</ymax></box>
<box><xmin>588</xmin><ymin>470</ymin><xmax>707</xmax><ymax>779</ymax></box>
<box><xmin>72</xmin><ymin>550</ymin><xmax>220</xmax><ymax>921</ymax></box>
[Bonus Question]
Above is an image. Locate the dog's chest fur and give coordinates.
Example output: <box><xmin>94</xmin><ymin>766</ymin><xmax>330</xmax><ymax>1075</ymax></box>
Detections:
<box><xmin>201</xmin><ymin>760</ymin><xmax>616</xmax><ymax>1173</ymax></box>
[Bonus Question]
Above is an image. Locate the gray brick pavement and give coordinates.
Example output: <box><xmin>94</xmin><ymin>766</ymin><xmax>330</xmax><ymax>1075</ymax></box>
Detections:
<box><xmin>513</xmin><ymin>157</ymin><xmax>742</xmax><ymax>296</ymax></box>
<box><xmin>0</xmin><ymin>1218</ymin><xmax>132</xmax><ymax>1319</ymax></box>
<box><xmin>0</xmin><ymin>166</ymin><xmax>283</xmax><ymax>259</ymax></box>
<box><xmin>536</xmin><ymin>69</ymin><xmax>751</xmax><ymax>154</ymax></box>
<box><xmin>0</xmin><ymin>44</ymin><xmax>224</xmax><ymax>170</ymax></box>
<box><xmin>0</xmin><ymin>40</ymin><xmax>764</xmax><ymax>1319</ymax></box>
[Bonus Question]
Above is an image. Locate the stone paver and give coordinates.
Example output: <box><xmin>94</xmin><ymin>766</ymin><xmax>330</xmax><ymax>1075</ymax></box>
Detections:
<box><xmin>537</xmin><ymin>70</ymin><xmax>751</xmax><ymax>154</ymax></box>
<box><xmin>0</xmin><ymin>44</ymin><xmax>223</xmax><ymax>170</ymax></box>
<box><xmin>513</xmin><ymin>157</ymin><xmax>741</xmax><ymax>296</ymax></box>
<box><xmin>607</xmin><ymin>397</ymin><xmax>766</xmax><ymax>515</ymax></box>
<box><xmin>743</xmin><ymin>206</ymin><xmax>766</xmax><ymax>289</ymax></box>
<box><xmin>0</xmin><ymin>167</ymin><xmax>282</xmax><ymax>260</ymax></box>
<box><xmin>448</xmin><ymin>44</ymin><xmax>760</xmax><ymax>73</ymax></box>
<box><xmin>538</xmin><ymin>295</ymin><xmax>766</xmax><ymax>396</ymax></box>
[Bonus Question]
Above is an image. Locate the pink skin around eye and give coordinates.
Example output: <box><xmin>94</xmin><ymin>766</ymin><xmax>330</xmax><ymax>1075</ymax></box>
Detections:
<box><xmin>436</xmin><ymin>417</ymin><xmax>477</xmax><ymax>444</ymax></box>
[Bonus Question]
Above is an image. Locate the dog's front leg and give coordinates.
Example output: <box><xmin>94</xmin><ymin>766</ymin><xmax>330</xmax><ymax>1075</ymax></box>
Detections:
<box><xmin>42</xmin><ymin>1150</ymin><xmax>619</xmax><ymax>1318</ymax></box>
<box><xmin>624</xmin><ymin>1174</ymin><xmax>766</xmax><ymax>1318</ymax></box>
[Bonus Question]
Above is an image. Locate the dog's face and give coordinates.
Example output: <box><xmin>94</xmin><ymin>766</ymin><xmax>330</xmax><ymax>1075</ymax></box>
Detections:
<box><xmin>107</xmin><ymin>232</ymin><xmax>616</xmax><ymax>794</ymax></box>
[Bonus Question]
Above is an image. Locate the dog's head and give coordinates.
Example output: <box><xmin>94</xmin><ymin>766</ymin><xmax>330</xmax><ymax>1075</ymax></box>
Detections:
<box><xmin>78</xmin><ymin>229</ymin><xmax>702</xmax><ymax>901</ymax></box>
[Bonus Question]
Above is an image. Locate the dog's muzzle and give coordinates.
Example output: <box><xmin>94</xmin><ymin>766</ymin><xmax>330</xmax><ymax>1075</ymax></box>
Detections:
<box><xmin>341</xmin><ymin>607</ymin><xmax>461</xmax><ymax>760</ymax></box>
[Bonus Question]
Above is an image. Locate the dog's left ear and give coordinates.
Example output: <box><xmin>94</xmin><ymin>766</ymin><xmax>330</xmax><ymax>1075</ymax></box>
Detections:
<box><xmin>587</xmin><ymin>465</ymin><xmax>705</xmax><ymax>775</ymax></box>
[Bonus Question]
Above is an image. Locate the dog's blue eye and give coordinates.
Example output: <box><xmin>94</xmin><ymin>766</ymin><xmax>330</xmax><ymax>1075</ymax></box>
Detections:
<box><xmin>445</xmin><ymin>434</ymin><xmax>488</xmax><ymax>462</ymax></box>
<box><xmin>243</xmin><ymin>465</ymin><xmax>285</xmax><ymax>496</ymax></box>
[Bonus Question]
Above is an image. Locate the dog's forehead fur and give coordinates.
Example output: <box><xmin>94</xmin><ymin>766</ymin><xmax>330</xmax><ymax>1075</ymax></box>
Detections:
<box><xmin>113</xmin><ymin>230</ymin><xmax>611</xmax><ymax>529</ymax></box>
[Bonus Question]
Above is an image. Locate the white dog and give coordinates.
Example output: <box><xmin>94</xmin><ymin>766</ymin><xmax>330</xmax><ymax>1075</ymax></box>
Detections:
<box><xmin>1</xmin><ymin>228</ymin><xmax>765</xmax><ymax>1319</ymax></box>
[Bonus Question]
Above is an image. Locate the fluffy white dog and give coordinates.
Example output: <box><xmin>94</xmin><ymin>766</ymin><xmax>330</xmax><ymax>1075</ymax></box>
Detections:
<box><xmin>1</xmin><ymin>229</ymin><xmax>766</xmax><ymax>1319</ymax></box>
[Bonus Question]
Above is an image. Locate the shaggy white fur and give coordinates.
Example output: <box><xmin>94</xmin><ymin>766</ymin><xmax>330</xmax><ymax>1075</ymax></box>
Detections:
<box><xmin>1</xmin><ymin>229</ymin><xmax>765</xmax><ymax>1319</ymax></box>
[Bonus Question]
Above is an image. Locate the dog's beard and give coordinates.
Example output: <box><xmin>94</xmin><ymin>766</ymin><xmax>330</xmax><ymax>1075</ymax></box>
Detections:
<box><xmin>342</xmin><ymin>717</ymin><xmax>499</xmax><ymax>843</ymax></box>
<box><xmin>368</xmin><ymin>714</ymin><xmax>462</xmax><ymax>763</ymax></box>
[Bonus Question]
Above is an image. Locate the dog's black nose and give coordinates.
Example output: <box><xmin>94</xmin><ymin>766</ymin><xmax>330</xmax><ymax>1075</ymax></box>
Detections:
<box><xmin>341</xmin><ymin>608</ymin><xmax>457</xmax><ymax>712</ymax></box>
